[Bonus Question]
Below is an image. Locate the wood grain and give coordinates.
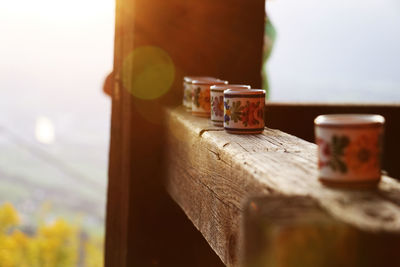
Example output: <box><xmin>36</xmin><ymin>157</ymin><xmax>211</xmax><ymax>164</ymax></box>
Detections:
<box><xmin>164</xmin><ymin>106</ymin><xmax>400</xmax><ymax>266</ymax></box>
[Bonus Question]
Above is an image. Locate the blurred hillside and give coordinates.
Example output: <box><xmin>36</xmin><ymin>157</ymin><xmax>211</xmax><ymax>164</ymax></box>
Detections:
<box><xmin>0</xmin><ymin>0</ymin><xmax>114</xmax><ymax>233</ymax></box>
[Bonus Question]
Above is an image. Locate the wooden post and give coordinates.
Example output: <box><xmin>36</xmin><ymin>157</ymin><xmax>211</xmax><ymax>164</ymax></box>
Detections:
<box><xmin>242</xmin><ymin>196</ymin><xmax>400</xmax><ymax>267</ymax></box>
<box><xmin>105</xmin><ymin>0</ymin><xmax>265</xmax><ymax>266</ymax></box>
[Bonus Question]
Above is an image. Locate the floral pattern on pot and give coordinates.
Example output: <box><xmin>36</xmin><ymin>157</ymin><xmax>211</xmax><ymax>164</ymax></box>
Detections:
<box><xmin>192</xmin><ymin>85</ymin><xmax>211</xmax><ymax>116</ymax></box>
<box><xmin>224</xmin><ymin>100</ymin><xmax>263</xmax><ymax>127</ymax></box>
<box><xmin>242</xmin><ymin>101</ymin><xmax>263</xmax><ymax>127</ymax></box>
<box><xmin>224</xmin><ymin>100</ymin><xmax>243</xmax><ymax>124</ymax></box>
<box><xmin>193</xmin><ymin>87</ymin><xmax>201</xmax><ymax>108</ymax></box>
<box><xmin>183</xmin><ymin>83</ymin><xmax>192</xmax><ymax>109</ymax></box>
<box><xmin>211</xmin><ymin>95</ymin><xmax>224</xmax><ymax>118</ymax></box>
<box><xmin>317</xmin><ymin>133</ymin><xmax>382</xmax><ymax>176</ymax></box>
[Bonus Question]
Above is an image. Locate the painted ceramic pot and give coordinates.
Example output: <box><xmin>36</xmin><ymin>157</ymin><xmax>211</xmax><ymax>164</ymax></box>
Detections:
<box><xmin>210</xmin><ymin>84</ymin><xmax>251</xmax><ymax>126</ymax></box>
<box><xmin>192</xmin><ymin>78</ymin><xmax>228</xmax><ymax>117</ymax></box>
<box><xmin>183</xmin><ymin>76</ymin><xmax>214</xmax><ymax>112</ymax></box>
<box><xmin>314</xmin><ymin>114</ymin><xmax>385</xmax><ymax>187</ymax></box>
<box><xmin>223</xmin><ymin>89</ymin><xmax>265</xmax><ymax>134</ymax></box>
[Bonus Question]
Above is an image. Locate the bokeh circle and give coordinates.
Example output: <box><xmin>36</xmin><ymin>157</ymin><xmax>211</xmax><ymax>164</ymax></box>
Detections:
<box><xmin>121</xmin><ymin>46</ymin><xmax>175</xmax><ymax>100</ymax></box>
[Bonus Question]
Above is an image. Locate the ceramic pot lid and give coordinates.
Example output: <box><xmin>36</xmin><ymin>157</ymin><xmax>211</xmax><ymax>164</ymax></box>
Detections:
<box><xmin>210</xmin><ymin>84</ymin><xmax>250</xmax><ymax>91</ymax></box>
<box><xmin>315</xmin><ymin>114</ymin><xmax>385</xmax><ymax>128</ymax></box>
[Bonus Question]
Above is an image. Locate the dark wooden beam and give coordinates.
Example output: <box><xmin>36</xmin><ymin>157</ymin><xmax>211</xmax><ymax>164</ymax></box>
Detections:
<box><xmin>105</xmin><ymin>0</ymin><xmax>265</xmax><ymax>266</ymax></box>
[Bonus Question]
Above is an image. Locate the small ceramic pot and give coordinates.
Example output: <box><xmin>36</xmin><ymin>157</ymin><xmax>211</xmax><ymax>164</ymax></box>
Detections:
<box><xmin>210</xmin><ymin>84</ymin><xmax>251</xmax><ymax>126</ymax></box>
<box><xmin>314</xmin><ymin>114</ymin><xmax>385</xmax><ymax>187</ymax></box>
<box><xmin>192</xmin><ymin>78</ymin><xmax>228</xmax><ymax>117</ymax></box>
<box><xmin>223</xmin><ymin>89</ymin><xmax>265</xmax><ymax>134</ymax></box>
<box><xmin>183</xmin><ymin>76</ymin><xmax>213</xmax><ymax>112</ymax></box>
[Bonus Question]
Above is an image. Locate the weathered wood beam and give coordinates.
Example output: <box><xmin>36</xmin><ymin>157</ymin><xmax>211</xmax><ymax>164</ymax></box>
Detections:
<box><xmin>164</xmin><ymin>106</ymin><xmax>400</xmax><ymax>266</ymax></box>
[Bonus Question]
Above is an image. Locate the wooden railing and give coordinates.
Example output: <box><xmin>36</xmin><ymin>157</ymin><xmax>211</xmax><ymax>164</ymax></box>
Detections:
<box><xmin>164</xmin><ymin>106</ymin><xmax>400</xmax><ymax>267</ymax></box>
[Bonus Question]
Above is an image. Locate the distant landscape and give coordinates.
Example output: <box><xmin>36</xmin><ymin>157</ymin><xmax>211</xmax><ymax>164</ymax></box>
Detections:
<box><xmin>0</xmin><ymin>0</ymin><xmax>114</xmax><ymax>234</ymax></box>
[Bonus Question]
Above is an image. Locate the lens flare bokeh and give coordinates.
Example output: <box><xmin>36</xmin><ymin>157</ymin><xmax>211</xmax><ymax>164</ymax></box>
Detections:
<box><xmin>121</xmin><ymin>46</ymin><xmax>175</xmax><ymax>100</ymax></box>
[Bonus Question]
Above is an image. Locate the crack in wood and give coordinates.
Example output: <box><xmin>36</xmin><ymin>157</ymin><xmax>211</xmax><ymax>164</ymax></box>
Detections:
<box><xmin>263</xmin><ymin>136</ymin><xmax>284</xmax><ymax>148</ymax></box>
<box><xmin>199</xmin><ymin>128</ymin><xmax>224</xmax><ymax>137</ymax></box>
<box><xmin>195</xmin><ymin>173</ymin><xmax>243</xmax><ymax>212</ymax></box>
<box><xmin>223</xmin><ymin>142</ymin><xmax>231</xmax><ymax>148</ymax></box>
<box><xmin>207</xmin><ymin>148</ymin><xmax>221</xmax><ymax>160</ymax></box>
<box><xmin>207</xmin><ymin>148</ymin><xmax>231</xmax><ymax>166</ymax></box>
<box><xmin>236</xmin><ymin>142</ymin><xmax>249</xmax><ymax>152</ymax></box>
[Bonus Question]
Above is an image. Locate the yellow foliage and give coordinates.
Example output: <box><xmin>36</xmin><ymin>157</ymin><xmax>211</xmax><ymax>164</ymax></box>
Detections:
<box><xmin>0</xmin><ymin>203</ymin><xmax>20</xmax><ymax>231</ymax></box>
<box><xmin>0</xmin><ymin>203</ymin><xmax>103</xmax><ymax>267</ymax></box>
<box><xmin>35</xmin><ymin>219</ymin><xmax>79</xmax><ymax>267</ymax></box>
<box><xmin>84</xmin><ymin>236</ymin><xmax>104</xmax><ymax>267</ymax></box>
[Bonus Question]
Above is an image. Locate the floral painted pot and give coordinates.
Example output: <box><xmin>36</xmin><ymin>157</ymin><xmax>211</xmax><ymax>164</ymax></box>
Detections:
<box><xmin>223</xmin><ymin>89</ymin><xmax>265</xmax><ymax>134</ymax></box>
<box><xmin>192</xmin><ymin>78</ymin><xmax>228</xmax><ymax>117</ymax></box>
<box><xmin>315</xmin><ymin>114</ymin><xmax>385</xmax><ymax>188</ymax></box>
<box><xmin>183</xmin><ymin>76</ymin><xmax>214</xmax><ymax>112</ymax></box>
<box><xmin>210</xmin><ymin>84</ymin><xmax>251</xmax><ymax>126</ymax></box>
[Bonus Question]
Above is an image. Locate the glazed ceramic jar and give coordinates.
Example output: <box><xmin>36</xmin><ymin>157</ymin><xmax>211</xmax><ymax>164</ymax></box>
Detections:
<box><xmin>183</xmin><ymin>76</ymin><xmax>214</xmax><ymax>111</ymax></box>
<box><xmin>210</xmin><ymin>84</ymin><xmax>251</xmax><ymax>126</ymax></box>
<box><xmin>314</xmin><ymin>114</ymin><xmax>385</xmax><ymax>187</ymax></box>
<box><xmin>192</xmin><ymin>78</ymin><xmax>228</xmax><ymax>117</ymax></box>
<box><xmin>223</xmin><ymin>89</ymin><xmax>265</xmax><ymax>134</ymax></box>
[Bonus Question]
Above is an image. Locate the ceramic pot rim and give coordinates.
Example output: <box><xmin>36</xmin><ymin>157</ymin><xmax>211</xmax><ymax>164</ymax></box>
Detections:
<box><xmin>224</xmin><ymin>89</ymin><xmax>265</xmax><ymax>99</ymax></box>
<box><xmin>192</xmin><ymin>78</ymin><xmax>228</xmax><ymax>85</ymax></box>
<box><xmin>224</xmin><ymin>89</ymin><xmax>265</xmax><ymax>95</ymax></box>
<box><xmin>184</xmin><ymin>76</ymin><xmax>215</xmax><ymax>83</ymax></box>
<box><xmin>210</xmin><ymin>84</ymin><xmax>251</xmax><ymax>91</ymax></box>
<box><xmin>315</xmin><ymin>114</ymin><xmax>385</xmax><ymax>128</ymax></box>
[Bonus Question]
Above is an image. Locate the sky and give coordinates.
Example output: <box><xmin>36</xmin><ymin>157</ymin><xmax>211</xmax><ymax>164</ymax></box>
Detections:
<box><xmin>0</xmin><ymin>0</ymin><xmax>114</xmax><ymax>144</ymax></box>
<box><xmin>266</xmin><ymin>0</ymin><xmax>400</xmax><ymax>102</ymax></box>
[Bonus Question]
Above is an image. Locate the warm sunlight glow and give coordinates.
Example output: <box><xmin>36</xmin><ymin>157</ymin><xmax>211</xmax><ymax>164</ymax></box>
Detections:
<box><xmin>1</xmin><ymin>0</ymin><xmax>112</xmax><ymax>21</ymax></box>
<box><xmin>35</xmin><ymin>117</ymin><xmax>55</xmax><ymax>145</ymax></box>
<box><xmin>121</xmin><ymin>46</ymin><xmax>175</xmax><ymax>100</ymax></box>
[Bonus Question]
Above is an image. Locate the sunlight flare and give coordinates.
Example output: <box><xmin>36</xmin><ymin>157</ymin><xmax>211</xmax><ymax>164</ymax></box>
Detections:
<box><xmin>35</xmin><ymin>116</ymin><xmax>55</xmax><ymax>144</ymax></box>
